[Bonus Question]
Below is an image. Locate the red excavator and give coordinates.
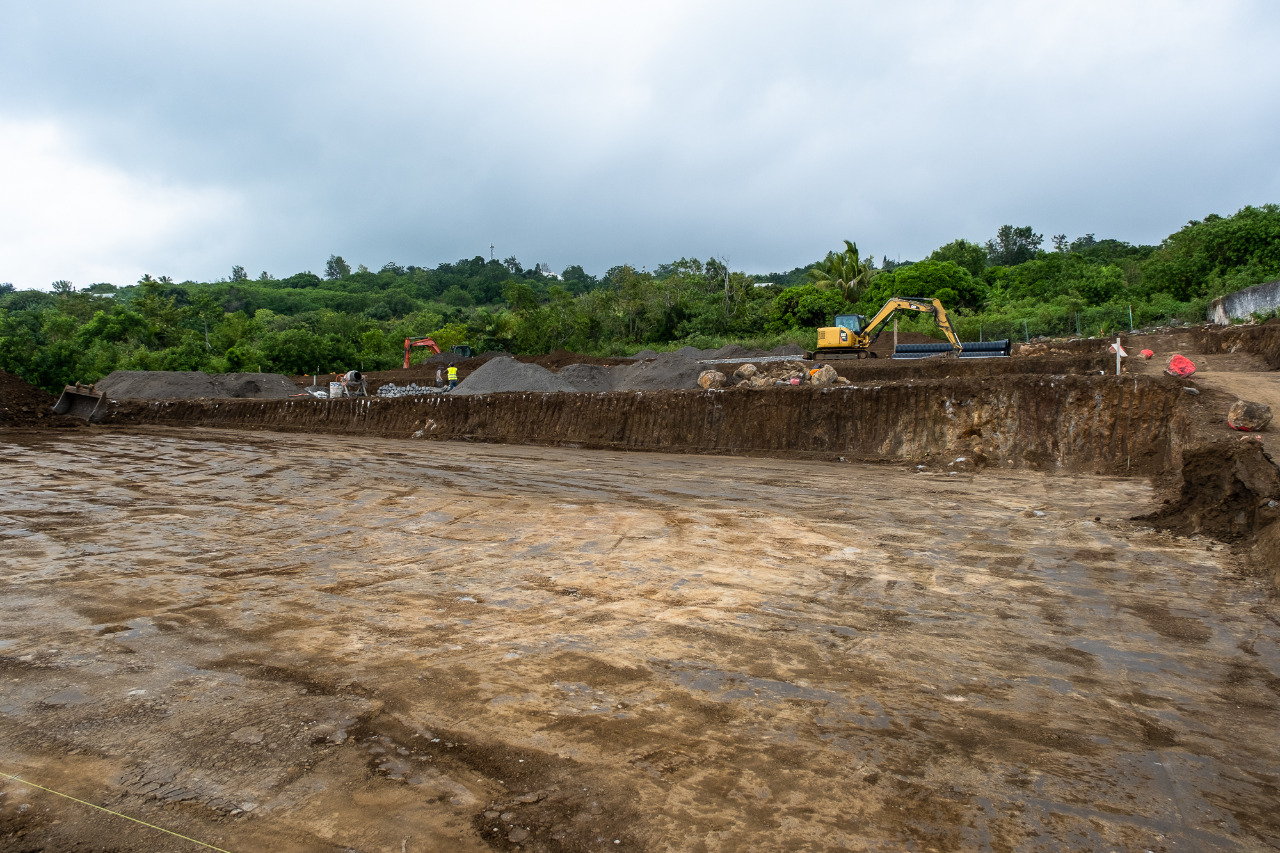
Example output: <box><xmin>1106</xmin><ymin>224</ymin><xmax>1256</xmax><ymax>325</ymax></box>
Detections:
<box><xmin>403</xmin><ymin>337</ymin><xmax>441</xmax><ymax>368</ymax></box>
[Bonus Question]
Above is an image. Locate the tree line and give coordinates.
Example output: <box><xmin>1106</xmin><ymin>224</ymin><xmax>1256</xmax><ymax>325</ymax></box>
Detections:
<box><xmin>1</xmin><ymin>204</ymin><xmax>1277</xmax><ymax>391</ymax></box>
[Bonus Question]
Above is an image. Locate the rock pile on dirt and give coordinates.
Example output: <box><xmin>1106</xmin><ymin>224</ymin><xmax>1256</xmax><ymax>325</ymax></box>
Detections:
<box><xmin>96</xmin><ymin>371</ymin><xmax>298</xmax><ymax>400</ymax></box>
<box><xmin>454</xmin><ymin>357</ymin><xmax>577</xmax><ymax>396</ymax></box>
<box><xmin>729</xmin><ymin>361</ymin><xmax>848</xmax><ymax>389</ymax></box>
<box><xmin>0</xmin><ymin>372</ymin><xmax>81</xmax><ymax>427</ymax></box>
<box><xmin>377</xmin><ymin>383</ymin><xmax>443</xmax><ymax>398</ymax></box>
<box><xmin>1139</xmin><ymin>438</ymin><xmax>1280</xmax><ymax>541</ymax></box>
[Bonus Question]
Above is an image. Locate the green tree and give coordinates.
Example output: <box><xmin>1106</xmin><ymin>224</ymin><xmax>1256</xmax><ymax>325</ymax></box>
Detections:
<box><xmin>985</xmin><ymin>225</ymin><xmax>1043</xmax><ymax>267</ymax></box>
<box><xmin>325</xmin><ymin>255</ymin><xmax>352</xmax><ymax>280</ymax></box>
<box><xmin>231</xmin><ymin>265</ymin><xmax>248</xmax><ymax>282</ymax></box>
<box><xmin>807</xmin><ymin>240</ymin><xmax>875</xmax><ymax>302</ymax></box>
<box><xmin>929</xmin><ymin>239</ymin><xmax>987</xmax><ymax>277</ymax></box>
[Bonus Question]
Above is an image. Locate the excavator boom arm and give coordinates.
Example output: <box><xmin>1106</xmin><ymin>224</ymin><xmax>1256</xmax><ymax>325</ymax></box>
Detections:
<box><xmin>403</xmin><ymin>337</ymin><xmax>442</xmax><ymax>368</ymax></box>
<box><xmin>859</xmin><ymin>297</ymin><xmax>962</xmax><ymax>351</ymax></box>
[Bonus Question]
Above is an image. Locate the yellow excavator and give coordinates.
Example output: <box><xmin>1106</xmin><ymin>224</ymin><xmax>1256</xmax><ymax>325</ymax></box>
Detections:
<box><xmin>808</xmin><ymin>296</ymin><xmax>962</xmax><ymax>360</ymax></box>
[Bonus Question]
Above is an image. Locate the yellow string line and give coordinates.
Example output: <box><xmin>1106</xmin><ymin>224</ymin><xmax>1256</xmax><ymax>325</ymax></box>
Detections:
<box><xmin>0</xmin><ymin>770</ymin><xmax>234</xmax><ymax>853</ymax></box>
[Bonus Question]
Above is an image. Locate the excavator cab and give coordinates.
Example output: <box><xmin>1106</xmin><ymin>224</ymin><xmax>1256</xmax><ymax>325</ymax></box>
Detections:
<box><xmin>833</xmin><ymin>314</ymin><xmax>866</xmax><ymax>333</ymax></box>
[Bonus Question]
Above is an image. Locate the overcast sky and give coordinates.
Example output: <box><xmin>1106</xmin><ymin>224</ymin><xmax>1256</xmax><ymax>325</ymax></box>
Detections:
<box><xmin>2</xmin><ymin>1</ymin><xmax>1278</xmax><ymax>288</ymax></box>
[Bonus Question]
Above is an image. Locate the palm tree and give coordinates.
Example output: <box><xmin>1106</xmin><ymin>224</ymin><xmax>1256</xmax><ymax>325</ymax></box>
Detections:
<box><xmin>807</xmin><ymin>240</ymin><xmax>876</xmax><ymax>302</ymax></box>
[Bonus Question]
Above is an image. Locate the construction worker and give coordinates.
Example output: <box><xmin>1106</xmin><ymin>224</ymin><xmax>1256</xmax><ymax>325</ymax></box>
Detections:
<box><xmin>447</xmin><ymin>365</ymin><xmax>458</xmax><ymax>390</ymax></box>
<box><xmin>435</xmin><ymin>366</ymin><xmax>444</xmax><ymax>389</ymax></box>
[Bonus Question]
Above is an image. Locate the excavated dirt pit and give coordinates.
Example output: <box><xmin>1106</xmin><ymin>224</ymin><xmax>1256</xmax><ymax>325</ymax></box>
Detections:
<box><xmin>0</xmin><ymin>430</ymin><xmax>1277</xmax><ymax>852</ymax></box>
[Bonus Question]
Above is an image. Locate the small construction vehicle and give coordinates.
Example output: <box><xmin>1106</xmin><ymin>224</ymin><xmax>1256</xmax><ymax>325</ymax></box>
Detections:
<box><xmin>404</xmin><ymin>337</ymin><xmax>442</xmax><ymax>368</ymax></box>
<box><xmin>809</xmin><ymin>297</ymin><xmax>962</xmax><ymax>360</ymax></box>
<box><xmin>403</xmin><ymin>338</ymin><xmax>474</xmax><ymax>368</ymax></box>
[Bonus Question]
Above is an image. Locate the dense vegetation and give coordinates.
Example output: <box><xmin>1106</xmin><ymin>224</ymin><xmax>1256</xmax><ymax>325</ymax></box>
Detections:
<box><xmin>2</xmin><ymin>204</ymin><xmax>1278</xmax><ymax>392</ymax></box>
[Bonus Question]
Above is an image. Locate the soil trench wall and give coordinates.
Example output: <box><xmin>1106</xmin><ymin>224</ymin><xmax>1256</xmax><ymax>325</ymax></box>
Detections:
<box><xmin>98</xmin><ymin>375</ymin><xmax>1187</xmax><ymax>473</ymax></box>
<box><xmin>1194</xmin><ymin>323</ymin><xmax>1280</xmax><ymax>369</ymax></box>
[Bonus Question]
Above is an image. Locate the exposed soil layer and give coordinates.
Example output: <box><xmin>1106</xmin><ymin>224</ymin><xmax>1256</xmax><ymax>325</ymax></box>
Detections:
<box><xmin>799</xmin><ymin>354</ymin><xmax>1112</xmax><ymax>383</ymax></box>
<box><xmin>1194</xmin><ymin>323</ymin><xmax>1280</xmax><ymax>369</ymax></box>
<box><xmin>97</xmin><ymin>370</ymin><xmax>300</xmax><ymax>400</ymax></box>
<box><xmin>96</xmin><ymin>375</ymin><xmax>1188</xmax><ymax>474</ymax></box>
<box><xmin>0</xmin><ymin>372</ymin><xmax>83</xmax><ymax>428</ymax></box>
<box><xmin>1138</xmin><ymin>437</ymin><xmax>1280</xmax><ymax>541</ymax></box>
<box><xmin>1</xmin><ymin>432</ymin><xmax>1277</xmax><ymax>852</ymax></box>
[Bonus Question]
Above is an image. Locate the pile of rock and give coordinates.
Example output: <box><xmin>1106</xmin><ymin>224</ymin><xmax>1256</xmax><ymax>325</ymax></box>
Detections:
<box><xmin>377</xmin><ymin>383</ymin><xmax>444</xmax><ymax>398</ymax></box>
<box><xmin>699</xmin><ymin>362</ymin><xmax>846</xmax><ymax>390</ymax></box>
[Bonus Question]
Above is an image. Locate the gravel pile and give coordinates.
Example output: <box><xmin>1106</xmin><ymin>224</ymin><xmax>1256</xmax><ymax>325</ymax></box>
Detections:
<box><xmin>453</xmin><ymin>357</ymin><xmax>577</xmax><ymax>396</ymax></box>
<box><xmin>96</xmin><ymin>371</ymin><xmax>299</xmax><ymax>400</ymax></box>
<box><xmin>557</xmin><ymin>364</ymin><xmax>614</xmax><ymax>393</ymax></box>
<box><xmin>611</xmin><ymin>352</ymin><xmax>703</xmax><ymax>391</ymax></box>
<box><xmin>377</xmin><ymin>383</ymin><xmax>444</xmax><ymax>398</ymax></box>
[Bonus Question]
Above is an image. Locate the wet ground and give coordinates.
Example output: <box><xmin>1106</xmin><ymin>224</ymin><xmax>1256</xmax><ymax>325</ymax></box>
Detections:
<box><xmin>1</xmin><ymin>428</ymin><xmax>1278</xmax><ymax>852</ymax></box>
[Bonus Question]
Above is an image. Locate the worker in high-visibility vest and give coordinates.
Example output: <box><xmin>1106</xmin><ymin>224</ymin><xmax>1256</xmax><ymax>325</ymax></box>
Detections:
<box><xmin>447</xmin><ymin>365</ymin><xmax>459</xmax><ymax>390</ymax></box>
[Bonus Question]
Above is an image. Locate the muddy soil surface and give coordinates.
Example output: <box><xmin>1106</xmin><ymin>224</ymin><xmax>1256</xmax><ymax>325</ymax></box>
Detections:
<box><xmin>1</xmin><ymin>430</ymin><xmax>1278</xmax><ymax>852</ymax></box>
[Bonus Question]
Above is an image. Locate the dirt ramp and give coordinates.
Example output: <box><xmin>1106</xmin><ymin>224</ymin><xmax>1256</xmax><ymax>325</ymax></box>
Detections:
<box><xmin>1139</xmin><ymin>437</ymin><xmax>1280</xmax><ymax>540</ymax></box>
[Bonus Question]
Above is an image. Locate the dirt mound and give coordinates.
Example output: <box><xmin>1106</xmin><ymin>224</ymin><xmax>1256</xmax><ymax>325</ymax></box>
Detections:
<box><xmin>0</xmin><ymin>372</ymin><xmax>81</xmax><ymax>427</ymax></box>
<box><xmin>453</xmin><ymin>357</ymin><xmax>577</xmax><ymax>396</ymax></box>
<box><xmin>97</xmin><ymin>371</ymin><xmax>298</xmax><ymax>400</ymax></box>
<box><xmin>557</xmin><ymin>363</ymin><xmax>614</xmax><ymax>393</ymax></box>
<box><xmin>1139</xmin><ymin>438</ymin><xmax>1280</xmax><ymax>541</ymax></box>
<box><xmin>611</xmin><ymin>352</ymin><xmax>703</xmax><ymax>390</ymax></box>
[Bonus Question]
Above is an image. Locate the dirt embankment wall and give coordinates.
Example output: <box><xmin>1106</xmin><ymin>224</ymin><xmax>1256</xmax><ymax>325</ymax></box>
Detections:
<box><xmin>808</xmin><ymin>354</ymin><xmax>1112</xmax><ymax>383</ymax></box>
<box><xmin>98</xmin><ymin>375</ymin><xmax>1187</xmax><ymax>474</ymax></box>
<box><xmin>1194</xmin><ymin>323</ymin><xmax>1280</xmax><ymax>369</ymax></box>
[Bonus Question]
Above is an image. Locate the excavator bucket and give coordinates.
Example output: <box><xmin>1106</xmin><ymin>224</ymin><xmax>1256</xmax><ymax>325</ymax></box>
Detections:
<box><xmin>52</xmin><ymin>385</ymin><xmax>106</xmax><ymax>421</ymax></box>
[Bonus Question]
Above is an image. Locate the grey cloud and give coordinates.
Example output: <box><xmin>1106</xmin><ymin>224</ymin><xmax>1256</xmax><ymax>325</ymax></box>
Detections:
<box><xmin>2</xmin><ymin>0</ymin><xmax>1278</xmax><ymax>286</ymax></box>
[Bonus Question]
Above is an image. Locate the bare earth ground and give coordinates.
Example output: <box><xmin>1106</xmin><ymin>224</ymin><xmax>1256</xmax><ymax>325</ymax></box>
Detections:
<box><xmin>1</xmin><ymin>429</ymin><xmax>1278</xmax><ymax>852</ymax></box>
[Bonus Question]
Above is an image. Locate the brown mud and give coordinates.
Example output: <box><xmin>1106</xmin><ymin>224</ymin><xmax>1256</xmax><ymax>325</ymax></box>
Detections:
<box><xmin>0</xmin><ymin>431</ymin><xmax>1277</xmax><ymax>852</ymax></box>
<box><xmin>95</xmin><ymin>375</ymin><xmax>1188</xmax><ymax>475</ymax></box>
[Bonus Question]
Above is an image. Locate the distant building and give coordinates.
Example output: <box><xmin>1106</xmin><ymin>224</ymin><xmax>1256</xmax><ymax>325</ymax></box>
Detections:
<box><xmin>536</xmin><ymin>262</ymin><xmax>561</xmax><ymax>279</ymax></box>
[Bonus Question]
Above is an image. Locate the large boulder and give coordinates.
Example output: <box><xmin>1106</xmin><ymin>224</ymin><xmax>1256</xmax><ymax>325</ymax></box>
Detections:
<box><xmin>810</xmin><ymin>364</ymin><xmax>839</xmax><ymax>386</ymax></box>
<box><xmin>698</xmin><ymin>370</ymin><xmax>727</xmax><ymax>389</ymax></box>
<box><xmin>733</xmin><ymin>363</ymin><xmax>758</xmax><ymax>380</ymax></box>
<box><xmin>1228</xmin><ymin>399</ymin><xmax>1273</xmax><ymax>432</ymax></box>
